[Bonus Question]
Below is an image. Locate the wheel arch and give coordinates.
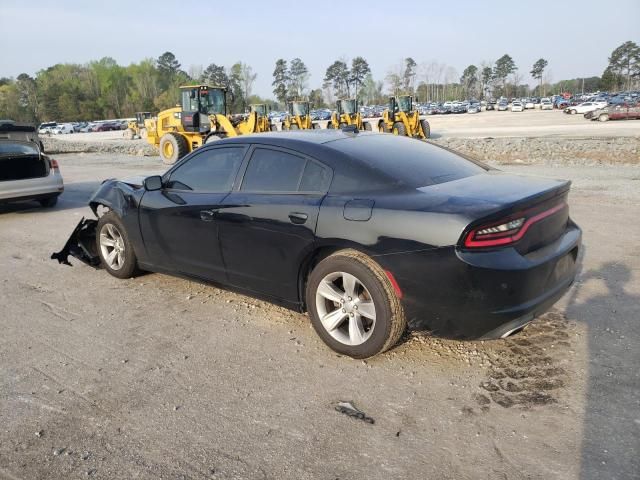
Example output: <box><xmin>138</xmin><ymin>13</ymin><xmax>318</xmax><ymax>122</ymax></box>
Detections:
<box><xmin>297</xmin><ymin>243</ymin><xmax>375</xmax><ymax>312</ymax></box>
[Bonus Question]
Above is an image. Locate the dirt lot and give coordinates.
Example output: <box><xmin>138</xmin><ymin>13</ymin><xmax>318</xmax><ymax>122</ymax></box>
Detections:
<box><xmin>1</xmin><ymin>149</ymin><xmax>639</xmax><ymax>479</ymax></box>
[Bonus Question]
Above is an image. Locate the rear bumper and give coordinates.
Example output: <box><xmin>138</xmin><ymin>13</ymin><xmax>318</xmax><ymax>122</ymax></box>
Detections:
<box><xmin>0</xmin><ymin>173</ymin><xmax>64</xmax><ymax>203</ymax></box>
<box><xmin>375</xmin><ymin>224</ymin><xmax>582</xmax><ymax>340</ymax></box>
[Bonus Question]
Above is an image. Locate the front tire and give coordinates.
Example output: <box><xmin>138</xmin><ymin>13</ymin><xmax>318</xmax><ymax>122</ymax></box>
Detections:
<box><xmin>306</xmin><ymin>249</ymin><xmax>406</xmax><ymax>358</ymax></box>
<box><xmin>96</xmin><ymin>212</ymin><xmax>139</xmax><ymax>279</ymax></box>
<box><xmin>392</xmin><ymin>122</ymin><xmax>406</xmax><ymax>136</ymax></box>
<box><xmin>420</xmin><ymin>119</ymin><xmax>431</xmax><ymax>139</ymax></box>
<box><xmin>159</xmin><ymin>132</ymin><xmax>188</xmax><ymax>165</ymax></box>
<box><xmin>598</xmin><ymin>114</ymin><xmax>609</xmax><ymax>122</ymax></box>
<box><xmin>364</xmin><ymin>122</ymin><xmax>372</xmax><ymax>131</ymax></box>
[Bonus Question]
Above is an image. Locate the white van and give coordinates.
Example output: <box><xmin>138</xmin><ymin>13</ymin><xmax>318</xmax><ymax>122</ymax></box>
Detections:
<box><xmin>52</xmin><ymin>123</ymin><xmax>74</xmax><ymax>134</ymax></box>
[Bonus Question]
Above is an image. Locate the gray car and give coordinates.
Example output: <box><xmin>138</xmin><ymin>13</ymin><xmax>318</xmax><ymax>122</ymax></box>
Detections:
<box><xmin>0</xmin><ymin>125</ymin><xmax>64</xmax><ymax>207</ymax></box>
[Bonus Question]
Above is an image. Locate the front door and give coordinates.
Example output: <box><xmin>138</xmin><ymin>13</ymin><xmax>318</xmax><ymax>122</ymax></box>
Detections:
<box><xmin>139</xmin><ymin>146</ymin><xmax>247</xmax><ymax>282</ymax></box>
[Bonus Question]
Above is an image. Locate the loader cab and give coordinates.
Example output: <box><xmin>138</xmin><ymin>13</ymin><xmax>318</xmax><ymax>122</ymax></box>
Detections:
<box><xmin>250</xmin><ymin>104</ymin><xmax>267</xmax><ymax>116</ymax></box>
<box><xmin>397</xmin><ymin>95</ymin><xmax>413</xmax><ymax>113</ymax></box>
<box><xmin>289</xmin><ymin>101</ymin><xmax>310</xmax><ymax>117</ymax></box>
<box><xmin>135</xmin><ymin>112</ymin><xmax>151</xmax><ymax>128</ymax></box>
<box><xmin>337</xmin><ymin>99</ymin><xmax>357</xmax><ymax>116</ymax></box>
<box><xmin>180</xmin><ymin>85</ymin><xmax>225</xmax><ymax>133</ymax></box>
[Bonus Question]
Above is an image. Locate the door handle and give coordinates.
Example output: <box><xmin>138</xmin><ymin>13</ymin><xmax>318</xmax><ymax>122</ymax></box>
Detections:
<box><xmin>288</xmin><ymin>212</ymin><xmax>308</xmax><ymax>224</ymax></box>
<box><xmin>200</xmin><ymin>209</ymin><xmax>217</xmax><ymax>222</ymax></box>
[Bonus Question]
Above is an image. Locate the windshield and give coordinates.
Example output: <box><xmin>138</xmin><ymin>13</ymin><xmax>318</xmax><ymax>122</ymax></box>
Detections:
<box><xmin>0</xmin><ymin>141</ymin><xmax>39</xmax><ymax>156</ymax></box>
<box><xmin>182</xmin><ymin>88</ymin><xmax>225</xmax><ymax>115</ymax></box>
<box><xmin>251</xmin><ymin>104</ymin><xmax>267</xmax><ymax>116</ymax></box>
<box><xmin>291</xmin><ymin>102</ymin><xmax>309</xmax><ymax>116</ymax></box>
<box><xmin>339</xmin><ymin>100</ymin><xmax>356</xmax><ymax>115</ymax></box>
<box><xmin>397</xmin><ymin>96</ymin><xmax>412</xmax><ymax>112</ymax></box>
<box><xmin>200</xmin><ymin>89</ymin><xmax>225</xmax><ymax>115</ymax></box>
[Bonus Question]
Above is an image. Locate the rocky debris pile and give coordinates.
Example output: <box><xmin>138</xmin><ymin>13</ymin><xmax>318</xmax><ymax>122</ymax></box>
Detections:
<box><xmin>430</xmin><ymin>136</ymin><xmax>640</xmax><ymax>165</ymax></box>
<box><xmin>41</xmin><ymin>134</ymin><xmax>640</xmax><ymax>165</ymax></box>
<box><xmin>42</xmin><ymin>137</ymin><xmax>156</xmax><ymax>157</ymax></box>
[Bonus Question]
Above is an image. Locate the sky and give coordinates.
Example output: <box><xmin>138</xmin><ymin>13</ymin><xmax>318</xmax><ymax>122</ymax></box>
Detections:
<box><xmin>1</xmin><ymin>0</ymin><xmax>638</xmax><ymax>97</ymax></box>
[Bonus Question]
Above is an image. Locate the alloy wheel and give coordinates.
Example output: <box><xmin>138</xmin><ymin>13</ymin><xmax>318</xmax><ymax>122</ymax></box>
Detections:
<box><xmin>315</xmin><ymin>271</ymin><xmax>376</xmax><ymax>346</ymax></box>
<box><xmin>99</xmin><ymin>223</ymin><xmax>126</xmax><ymax>270</ymax></box>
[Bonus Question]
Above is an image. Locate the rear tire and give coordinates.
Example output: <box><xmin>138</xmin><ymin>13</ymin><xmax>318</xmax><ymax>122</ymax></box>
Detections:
<box><xmin>159</xmin><ymin>132</ymin><xmax>188</xmax><ymax>165</ymax></box>
<box><xmin>420</xmin><ymin>119</ymin><xmax>430</xmax><ymax>139</ymax></box>
<box><xmin>204</xmin><ymin>134</ymin><xmax>222</xmax><ymax>144</ymax></box>
<box><xmin>123</xmin><ymin>128</ymin><xmax>135</xmax><ymax>140</ymax></box>
<box><xmin>392</xmin><ymin>122</ymin><xmax>406</xmax><ymax>136</ymax></box>
<box><xmin>364</xmin><ymin>122</ymin><xmax>372</xmax><ymax>131</ymax></box>
<box><xmin>379</xmin><ymin>121</ymin><xmax>390</xmax><ymax>133</ymax></box>
<box><xmin>270</xmin><ymin>124</ymin><xmax>278</xmax><ymax>132</ymax></box>
<box><xmin>38</xmin><ymin>196</ymin><xmax>58</xmax><ymax>208</ymax></box>
<box><xmin>326</xmin><ymin>123</ymin><xmax>334</xmax><ymax>129</ymax></box>
<box><xmin>289</xmin><ymin>124</ymin><xmax>300</xmax><ymax>130</ymax></box>
<box><xmin>306</xmin><ymin>249</ymin><xmax>406</xmax><ymax>358</ymax></box>
<box><xmin>338</xmin><ymin>123</ymin><xmax>347</xmax><ymax>129</ymax></box>
<box><xmin>140</xmin><ymin>127</ymin><xmax>147</xmax><ymax>139</ymax></box>
<box><xmin>96</xmin><ymin>211</ymin><xmax>140</xmax><ymax>279</ymax></box>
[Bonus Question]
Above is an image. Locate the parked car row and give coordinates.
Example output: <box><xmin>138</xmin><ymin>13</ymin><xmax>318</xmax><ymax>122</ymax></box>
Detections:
<box><xmin>38</xmin><ymin>120</ymin><xmax>130</xmax><ymax>135</ymax></box>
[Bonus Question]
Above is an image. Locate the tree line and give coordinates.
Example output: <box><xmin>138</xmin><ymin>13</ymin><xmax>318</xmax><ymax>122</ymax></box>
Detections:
<box><xmin>1</xmin><ymin>41</ymin><xmax>637</xmax><ymax>123</ymax></box>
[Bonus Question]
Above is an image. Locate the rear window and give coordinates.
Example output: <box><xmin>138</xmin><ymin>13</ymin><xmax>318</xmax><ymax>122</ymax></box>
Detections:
<box><xmin>327</xmin><ymin>135</ymin><xmax>487</xmax><ymax>189</ymax></box>
<box><xmin>0</xmin><ymin>142</ymin><xmax>39</xmax><ymax>155</ymax></box>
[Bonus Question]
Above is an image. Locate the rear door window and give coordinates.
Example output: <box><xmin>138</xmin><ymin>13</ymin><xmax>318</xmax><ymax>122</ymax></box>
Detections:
<box><xmin>240</xmin><ymin>147</ymin><xmax>331</xmax><ymax>193</ymax></box>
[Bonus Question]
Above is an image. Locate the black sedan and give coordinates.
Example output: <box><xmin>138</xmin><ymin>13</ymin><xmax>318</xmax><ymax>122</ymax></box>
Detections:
<box><xmin>53</xmin><ymin>131</ymin><xmax>581</xmax><ymax>358</ymax></box>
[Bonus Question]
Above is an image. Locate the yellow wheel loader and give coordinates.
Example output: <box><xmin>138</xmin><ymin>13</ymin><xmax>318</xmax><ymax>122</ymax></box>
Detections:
<box><xmin>144</xmin><ymin>85</ymin><xmax>244</xmax><ymax>164</ymax></box>
<box><xmin>123</xmin><ymin>112</ymin><xmax>152</xmax><ymax>140</ymax></box>
<box><xmin>241</xmin><ymin>104</ymin><xmax>276</xmax><ymax>133</ymax></box>
<box><xmin>377</xmin><ymin>95</ymin><xmax>430</xmax><ymax>139</ymax></box>
<box><xmin>282</xmin><ymin>101</ymin><xmax>316</xmax><ymax>130</ymax></box>
<box><xmin>327</xmin><ymin>99</ymin><xmax>371</xmax><ymax>131</ymax></box>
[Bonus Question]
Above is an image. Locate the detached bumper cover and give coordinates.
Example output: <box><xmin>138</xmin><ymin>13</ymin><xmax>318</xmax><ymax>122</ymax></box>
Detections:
<box><xmin>51</xmin><ymin>217</ymin><xmax>100</xmax><ymax>267</ymax></box>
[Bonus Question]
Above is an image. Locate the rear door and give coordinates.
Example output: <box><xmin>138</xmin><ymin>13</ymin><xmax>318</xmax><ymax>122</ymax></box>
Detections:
<box><xmin>217</xmin><ymin>146</ymin><xmax>332</xmax><ymax>301</ymax></box>
<box><xmin>139</xmin><ymin>145</ymin><xmax>247</xmax><ymax>282</ymax></box>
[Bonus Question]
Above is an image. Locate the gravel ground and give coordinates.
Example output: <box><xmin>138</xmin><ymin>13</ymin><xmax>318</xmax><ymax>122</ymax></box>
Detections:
<box><xmin>0</xmin><ymin>152</ymin><xmax>638</xmax><ymax>479</ymax></box>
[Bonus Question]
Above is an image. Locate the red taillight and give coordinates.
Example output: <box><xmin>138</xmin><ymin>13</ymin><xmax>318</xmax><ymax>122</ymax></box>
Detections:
<box><xmin>464</xmin><ymin>203</ymin><xmax>566</xmax><ymax>248</ymax></box>
<box><xmin>50</xmin><ymin>158</ymin><xmax>59</xmax><ymax>169</ymax></box>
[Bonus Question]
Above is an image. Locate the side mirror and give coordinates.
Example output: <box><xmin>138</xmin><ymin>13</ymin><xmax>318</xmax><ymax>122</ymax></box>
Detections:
<box><xmin>144</xmin><ymin>175</ymin><xmax>163</xmax><ymax>191</ymax></box>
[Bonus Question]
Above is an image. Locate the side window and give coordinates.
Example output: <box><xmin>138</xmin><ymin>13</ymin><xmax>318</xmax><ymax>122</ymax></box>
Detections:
<box><xmin>299</xmin><ymin>160</ymin><xmax>332</xmax><ymax>192</ymax></box>
<box><xmin>166</xmin><ymin>147</ymin><xmax>245</xmax><ymax>192</ymax></box>
<box><xmin>241</xmin><ymin>148</ymin><xmax>306</xmax><ymax>192</ymax></box>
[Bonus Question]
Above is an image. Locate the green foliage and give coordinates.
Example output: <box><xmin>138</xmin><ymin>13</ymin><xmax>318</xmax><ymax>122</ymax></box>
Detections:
<box><xmin>324</xmin><ymin>60</ymin><xmax>350</xmax><ymax>98</ymax></box>
<box><xmin>308</xmin><ymin>89</ymin><xmax>326</xmax><ymax>109</ymax></box>
<box><xmin>607</xmin><ymin>41</ymin><xmax>640</xmax><ymax>91</ymax></box>
<box><xmin>272</xmin><ymin>59</ymin><xmax>289</xmax><ymax>104</ymax></box>
<box><xmin>288</xmin><ymin>58</ymin><xmax>309</xmax><ymax>99</ymax></box>
<box><xmin>460</xmin><ymin>65</ymin><xmax>478</xmax><ymax>98</ymax></box>
<box><xmin>350</xmin><ymin>57</ymin><xmax>371</xmax><ymax>99</ymax></box>
<box><xmin>494</xmin><ymin>54</ymin><xmax>517</xmax><ymax>95</ymax></box>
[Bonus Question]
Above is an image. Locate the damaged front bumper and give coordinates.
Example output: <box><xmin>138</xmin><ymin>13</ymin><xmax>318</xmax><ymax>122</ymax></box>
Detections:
<box><xmin>50</xmin><ymin>217</ymin><xmax>100</xmax><ymax>267</ymax></box>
